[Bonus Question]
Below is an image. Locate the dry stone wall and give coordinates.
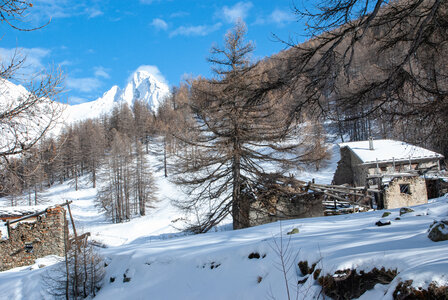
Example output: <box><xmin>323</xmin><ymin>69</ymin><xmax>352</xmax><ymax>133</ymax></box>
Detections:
<box><xmin>0</xmin><ymin>207</ymin><xmax>66</xmax><ymax>271</ymax></box>
<box><xmin>249</xmin><ymin>191</ymin><xmax>324</xmax><ymax>227</ymax></box>
<box><xmin>384</xmin><ymin>177</ymin><xmax>428</xmax><ymax>209</ymax></box>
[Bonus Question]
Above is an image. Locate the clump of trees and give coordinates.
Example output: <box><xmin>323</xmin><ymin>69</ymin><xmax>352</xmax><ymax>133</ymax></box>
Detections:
<box><xmin>0</xmin><ymin>0</ymin><xmax>63</xmax><ymax>204</ymax></box>
<box><xmin>282</xmin><ymin>0</ymin><xmax>448</xmax><ymax>154</ymax></box>
<box><xmin>0</xmin><ymin>101</ymin><xmax>158</xmax><ymax>223</ymax></box>
<box><xmin>97</xmin><ymin>129</ymin><xmax>156</xmax><ymax>223</ymax></box>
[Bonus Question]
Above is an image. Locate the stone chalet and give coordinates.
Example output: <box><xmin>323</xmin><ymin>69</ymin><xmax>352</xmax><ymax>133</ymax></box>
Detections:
<box><xmin>333</xmin><ymin>139</ymin><xmax>445</xmax><ymax>209</ymax></box>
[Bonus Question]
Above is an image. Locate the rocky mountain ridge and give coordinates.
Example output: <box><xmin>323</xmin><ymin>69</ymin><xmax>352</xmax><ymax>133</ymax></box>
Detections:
<box><xmin>65</xmin><ymin>70</ymin><xmax>170</xmax><ymax>123</ymax></box>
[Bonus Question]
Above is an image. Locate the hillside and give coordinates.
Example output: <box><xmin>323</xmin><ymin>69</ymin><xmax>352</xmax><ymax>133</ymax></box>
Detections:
<box><xmin>0</xmin><ymin>141</ymin><xmax>447</xmax><ymax>299</ymax></box>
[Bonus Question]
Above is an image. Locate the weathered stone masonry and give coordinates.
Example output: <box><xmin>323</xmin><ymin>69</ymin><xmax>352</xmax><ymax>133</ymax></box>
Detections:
<box><xmin>0</xmin><ymin>207</ymin><xmax>66</xmax><ymax>271</ymax></box>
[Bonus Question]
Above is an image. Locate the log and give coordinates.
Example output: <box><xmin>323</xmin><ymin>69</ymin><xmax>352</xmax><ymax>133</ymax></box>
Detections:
<box><xmin>323</xmin><ymin>192</ymin><xmax>371</xmax><ymax>209</ymax></box>
<box><xmin>311</xmin><ymin>185</ymin><xmax>373</xmax><ymax>199</ymax></box>
<box><xmin>9</xmin><ymin>201</ymin><xmax>73</xmax><ymax>225</ymax></box>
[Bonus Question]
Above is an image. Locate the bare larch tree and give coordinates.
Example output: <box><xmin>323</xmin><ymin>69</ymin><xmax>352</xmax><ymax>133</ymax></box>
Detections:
<box><xmin>174</xmin><ymin>21</ymin><xmax>329</xmax><ymax>232</ymax></box>
<box><xmin>0</xmin><ymin>0</ymin><xmax>64</xmax><ymax>160</ymax></box>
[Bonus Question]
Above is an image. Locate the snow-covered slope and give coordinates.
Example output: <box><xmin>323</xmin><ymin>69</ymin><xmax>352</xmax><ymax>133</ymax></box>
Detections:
<box><xmin>0</xmin><ymin>79</ymin><xmax>65</xmax><ymax>154</ymax></box>
<box><xmin>0</xmin><ymin>141</ymin><xmax>447</xmax><ymax>299</ymax></box>
<box><xmin>65</xmin><ymin>70</ymin><xmax>170</xmax><ymax>123</ymax></box>
<box><xmin>1</xmin><ymin>189</ymin><xmax>447</xmax><ymax>299</ymax></box>
<box><xmin>93</xmin><ymin>198</ymin><xmax>448</xmax><ymax>300</ymax></box>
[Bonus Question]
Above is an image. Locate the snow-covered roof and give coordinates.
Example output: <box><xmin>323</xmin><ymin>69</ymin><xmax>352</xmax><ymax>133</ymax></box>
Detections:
<box><xmin>0</xmin><ymin>205</ymin><xmax>47</xmax><ymax>218</ymax></box>
<box><xmin>339</xmin><ymin>139</ymin><xmax>444</xmax><ymax>164</ymax></box>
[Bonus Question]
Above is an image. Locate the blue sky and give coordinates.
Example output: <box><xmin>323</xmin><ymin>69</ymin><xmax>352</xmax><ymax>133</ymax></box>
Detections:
<box><xmin>0</xmin><ymin>0</ymin><xmax>308</xmax><ymax>105</ymax></box>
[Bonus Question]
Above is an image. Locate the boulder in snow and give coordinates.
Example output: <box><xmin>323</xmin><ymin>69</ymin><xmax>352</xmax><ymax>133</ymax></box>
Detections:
<box><xmin>399</xmin><ymin>207</ymin><xmax>414</xmax><ymax>216</ymax></box>
<box><xmin>382</xmin><ymin>212</ymin><xmax>391</xmax><ymax>218</ymax></box>
<box><xmin>375</xmin><ymin>220</ymin><xmax>391</xmax><ymax>226</ymax></box>
<box><xmin>428</xmin><ymin>220</ymin><xmax>448</xmax><ymax>242</ymax></box>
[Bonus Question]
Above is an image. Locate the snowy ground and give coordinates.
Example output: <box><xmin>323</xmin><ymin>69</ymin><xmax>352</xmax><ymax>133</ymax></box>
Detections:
<box><xmin>1</xmin><ymin>143</ymin><xmax>447</xmax><ymax>299</ymax></box>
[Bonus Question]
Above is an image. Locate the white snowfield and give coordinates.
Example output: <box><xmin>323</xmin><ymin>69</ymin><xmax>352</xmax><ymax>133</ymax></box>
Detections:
<box><xmin>0</xmin><ymin>185</ymin><xmax>447</xmax><ymax>299</ymax></box>
<box><xmin>0</xmin><ymin>80</ymin><xmax>64</xmax><ymax>156</ymax></box>
<box><xmin>339</xmin><ymin>139</ymin><xmax>444</xmax><ymax>164</ymax></box>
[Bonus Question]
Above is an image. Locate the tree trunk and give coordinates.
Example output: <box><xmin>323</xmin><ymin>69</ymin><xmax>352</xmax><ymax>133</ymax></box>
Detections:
<box><xmin>92</xmin><ymin>162</ymin><xmax>96</xmax><ymax>189</ymax></box>
<box><xmin>232</xmin><ymin>137</ymin><xmax>249</xmax><ymax>230</ymax></box>
<box><xmin>164</xmin><ymin>138</ymin><xmax>168</xmax><ymax>178</ymax></box>
<box><xmin>74</xmin><ymin>167</ymin><xmax>78</xmax><ymax>191</ymax></box>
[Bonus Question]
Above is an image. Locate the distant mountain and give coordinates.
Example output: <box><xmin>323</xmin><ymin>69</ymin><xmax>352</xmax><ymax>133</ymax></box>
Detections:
<box><xmin>0</xmin><ymin>79</ymin><xmax>64</xmax><ymax>155</ymax></box>
<box><xmin>65</xmin><ymin>70</ymin><xmax>170</xmax><ymax>123</ymax></box>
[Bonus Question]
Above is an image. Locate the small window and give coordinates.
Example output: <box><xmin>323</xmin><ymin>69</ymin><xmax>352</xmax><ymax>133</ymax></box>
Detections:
<box><xmin>25</xmin><ymin>242</ymin><xmax>34</xmax><ymax>253</ymax></box>
<box><xmin>399</xmin><ymin>184</ymin><xmax>411</xmax><ymax>195</ymax></box>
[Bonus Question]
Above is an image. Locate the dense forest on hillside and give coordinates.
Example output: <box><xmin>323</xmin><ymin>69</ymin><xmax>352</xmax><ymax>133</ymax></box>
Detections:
<box><xmin>278</xmin><ymin>0</ymin><xmax>448</xmax><ymax>154</ymax></box>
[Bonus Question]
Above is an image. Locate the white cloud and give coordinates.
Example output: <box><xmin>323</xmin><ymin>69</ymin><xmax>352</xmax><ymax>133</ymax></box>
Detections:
<box><xmin>151</xmin><ymin>18</ymin><xmax>168</xmax><ymax>30</ymax></box>
<box><xmin>59</xmin><ymin>60</ymin><xmax>73</xmax><ymax>66</ymax></box>
<box><xmin>222</xmin><ymin>2</ymin><xmax>253</xmax><ymax>23</ymax></box>
<box><xmin>170</xmin><ymin>23</ymin><xmax>222</xmax><ymax>37</ymax></box>
<box><xmin>68</xmin><ymin>96</ymin><xmax>89</xmax><ymax>105</ymax></box>
<box><xmin>0</xmin><ymin>47</ymin><xmax>51</xmax><ymax>76</ymax></box>
<box><xmin>94</xmin><ymin>66</ymin><xmax>110</xmax><ymax>79</ymax></box>
<box><xmin>139</xmin><ymin>0</ymin><xmax>161</xmax><ymax>4</ymax></box>
<box><xmin>170</xmin><ymin>11</ymin><xmax>189</xmax><ymax>18</ymax></box>
<box><xmin>29</xmin><ymin>0</ymin><xmax>104</xmax><ymax>22</ymax></box>
<box><xmin>85</xmin><ymin>8</ymin><xmax>104</xmax><ymax>19</ymax></box>
<box><xmin>131</xmin><ymin>65</ymin><xmax>168</xmax><ymax>85</ymax></box>
<box><xmin>67</xmin><ymin>65</ymin><xmax>111</xmax><ymax>93</ymax></box>
<box><xmin>252</xmin><ymin>16</ymin><xmax>266</xmax><ymax>26</ymax></box>
<box><xmin>269</xmin><ymin>9</ymin><xmax>296</xmax><ymax>26</ymax></box>
<box><xmin>66</xmin><ymin>77</ymin><xmax>102</xmax><ymax>93</ymax></box>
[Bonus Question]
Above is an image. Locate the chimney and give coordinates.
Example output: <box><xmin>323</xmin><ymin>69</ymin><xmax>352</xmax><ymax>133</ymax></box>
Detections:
<box><xmin>369</xmin><ymin>136</ymin><xmax>374</xmax><ymax>150</ymax></box>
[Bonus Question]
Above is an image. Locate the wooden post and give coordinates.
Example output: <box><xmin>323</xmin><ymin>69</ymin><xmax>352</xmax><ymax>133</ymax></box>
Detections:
<box><xmin>6</xmin><ymin>220</ymin><xmax>10</xmax><ymax>239</ymax></box>
<box><xmin>66</xmin><ymin>200</ymin><xmax>79</xmax><ymax>298</ymax></box>
<box><xmin>64</xmin><ymin>212</ymin><xmax>70</xmax><ymax>300</ymax></box>
<box><xmin>66</xmin><ymin>200</ymin><xmax>78</xmax><ymax>239</ymax></box>
<box><xmin>376</xmin><ymin>158</ymin><xmax>380</xmax><ymax>174</ymax></box>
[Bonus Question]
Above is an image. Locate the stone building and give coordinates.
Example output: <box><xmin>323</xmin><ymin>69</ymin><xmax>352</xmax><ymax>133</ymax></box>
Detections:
<box><xmin>0</xmin><ymin>206</ymin><xmax>66</xmax><ymax>271</ymax></box>
<box><xmin>383</xmin><ymin>176</ymin><xmax>428</xmax><ymax>209</ymax></box>
<box><xmin>333</xmin><ymin>139</ymin><xmax>445</xmax><ymax>209</ymax></box>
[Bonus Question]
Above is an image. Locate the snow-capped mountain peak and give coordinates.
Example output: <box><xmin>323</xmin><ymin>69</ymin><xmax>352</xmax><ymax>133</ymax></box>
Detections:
<box><xmin>121</xmin><ymin>69</ymin><xmax>168</xmax><ymax>109</ymax></box>
<box><xmin>66</xmin><ymin>70</ymin><xmax>170</xmax><ymax>123</ymax></box>
<box><xmin>103</xmin><ymin>85</ymin><xmax>121</xmax><ymax>102</ymax></box>
<box><xmin>131</xmin><ymin>70</ymin><xmax>159</xmax><ymax>87</ymax></box>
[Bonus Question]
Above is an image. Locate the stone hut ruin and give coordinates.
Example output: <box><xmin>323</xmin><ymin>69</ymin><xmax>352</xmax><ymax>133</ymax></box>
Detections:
<box><xmin>333</xmin><ymin>139</ymin><xmax>445</xmax><ymax>209</ymax></box>
<box><xmin>0</xmin><ymin>205</ymin><xmax>67</xmax><ymax>271</ymax></box>
<box><xmin>383</xmin><ymin>176</ymin><xmax>428</xmax><ymax>209</ymax></box>
<box><xmin>246</xmin><ymin>175</ymin><xmax>324</xmax><ymax>227</ymax></box>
